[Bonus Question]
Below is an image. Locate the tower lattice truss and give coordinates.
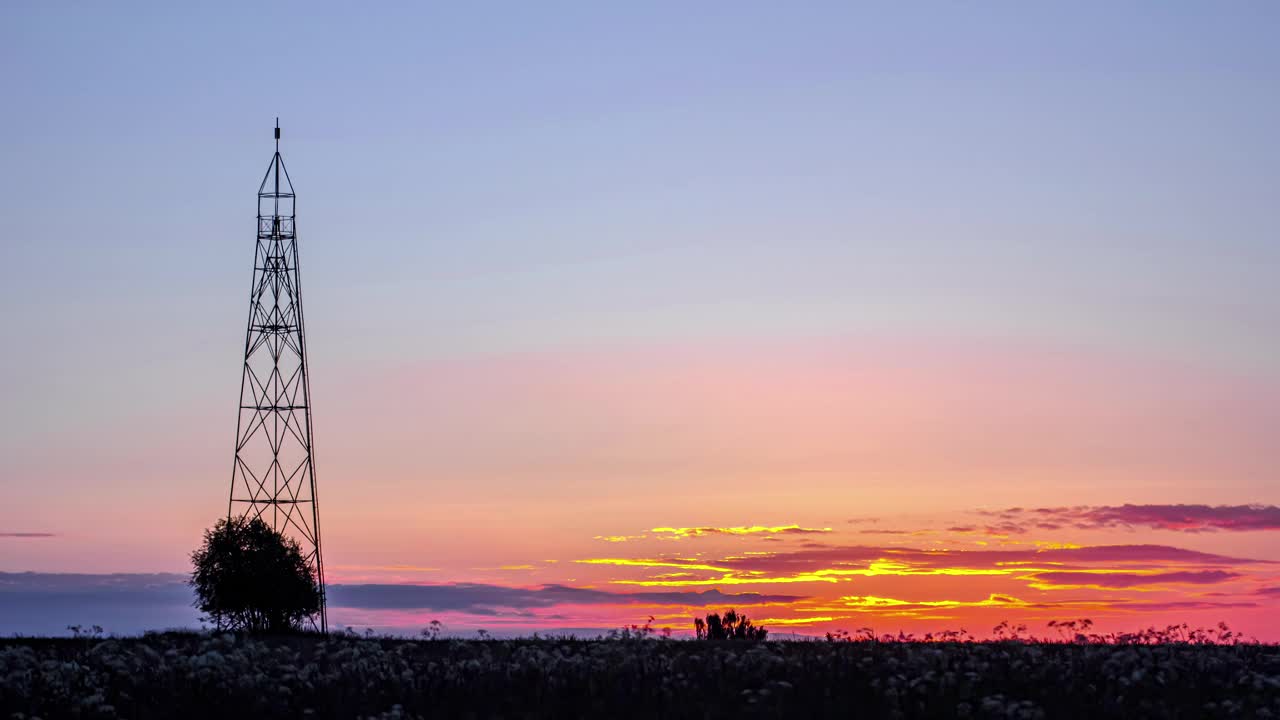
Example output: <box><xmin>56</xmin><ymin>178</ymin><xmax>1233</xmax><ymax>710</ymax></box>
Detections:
<box><xmin>228</xmin><ymin>128</ymin><xmax>327</xmax><ymax>630</ymax></box>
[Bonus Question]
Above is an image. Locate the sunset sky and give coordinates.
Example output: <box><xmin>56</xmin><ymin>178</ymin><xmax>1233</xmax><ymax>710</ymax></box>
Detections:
<box><xmin>1</xmin><ymin>3</ymin><xmax>1278</xmax><ymax>639</ymax></box>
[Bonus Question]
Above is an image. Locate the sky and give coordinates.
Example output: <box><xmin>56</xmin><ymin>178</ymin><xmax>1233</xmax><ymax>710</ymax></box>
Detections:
<box><xmin>1</xmin><ymin>2</ymin><xmax>1278</xmax><ymax>639</ymax></box>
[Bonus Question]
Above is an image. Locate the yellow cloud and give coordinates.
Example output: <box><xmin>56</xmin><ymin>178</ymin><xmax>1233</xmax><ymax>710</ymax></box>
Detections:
<box><xmin>839</xmin><ymin>593</ymin><xmax>1029</xmax><ymax>610</ymax></box>
<box><xmin>575</xmin><ymin>558</ymin><xmax>732</xmax><ymax>573</ymax></box>
<box><xmin>595</xmin><ymin>558</ymin><xmax>1034</xmax><ymax>588</ymax></box>
<box><xmin>612</xmin><ymin>572</ymin><xmax>842</xmax><ymax>587</ymax></box>
<box><xmin>754</xmin><ymin>616</ymin><xmax>841</xmax><ymax>626</ymax></box>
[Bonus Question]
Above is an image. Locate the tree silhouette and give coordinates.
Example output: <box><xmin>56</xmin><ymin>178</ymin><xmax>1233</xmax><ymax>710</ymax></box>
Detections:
<box><xmin>694</xmin><ymin>609</ymin><xmax>768</xmax><ymax>640</ymax></box>
<box><xmin>190</xmin><ymin>516</ymin><xmax>320</xmax><ymax>633</ymax></box>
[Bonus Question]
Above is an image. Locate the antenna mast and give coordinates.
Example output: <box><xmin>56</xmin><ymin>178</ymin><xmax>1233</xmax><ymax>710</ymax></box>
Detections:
<box><xmin>227</xmin><ymin>122</ymin><xmax>328</xmax><ymax>632</ymax></box>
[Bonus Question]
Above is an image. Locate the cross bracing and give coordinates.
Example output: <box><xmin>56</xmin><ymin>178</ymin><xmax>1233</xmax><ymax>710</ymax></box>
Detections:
<box><xmin>227</xmin><ymin>126</ymin><xmax>327</xmax><ymax>632</ymax></box>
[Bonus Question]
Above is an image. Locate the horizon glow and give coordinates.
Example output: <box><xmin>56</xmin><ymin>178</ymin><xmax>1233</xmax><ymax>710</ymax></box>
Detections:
<box><xmin>1</xmin><ymin>4</ymin><xmax>1278</xmax><ymax>639</ymax></box>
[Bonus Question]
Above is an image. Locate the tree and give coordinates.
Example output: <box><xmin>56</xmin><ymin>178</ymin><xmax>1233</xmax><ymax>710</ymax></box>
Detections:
<box><xmin>190</xmin><ymin>516</ymin><xmax>321</xmax><ymax>633</ymax></box>
<box><xmin>693</xmin><ymin>609</ymin><xmax>768</xmax><ymax>640</ymax></box>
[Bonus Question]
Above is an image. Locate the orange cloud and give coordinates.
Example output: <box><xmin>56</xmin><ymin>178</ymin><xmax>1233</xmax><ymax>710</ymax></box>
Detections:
<box><xmin>593</xmin><ymin>535</ymin><xmax>647</xmax><ymax>543</ymax></box>
<box><xmin>651</xmin><ymin>525</ymin><xmax>832</xmax><ymax>540</ymax></box>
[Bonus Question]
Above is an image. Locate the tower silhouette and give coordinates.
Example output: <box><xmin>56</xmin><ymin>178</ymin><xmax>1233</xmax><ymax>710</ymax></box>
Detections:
<box><xmin>228</xmin><ymin>122</ymin><xmax>327</xmax><ymax>631</ymax></box>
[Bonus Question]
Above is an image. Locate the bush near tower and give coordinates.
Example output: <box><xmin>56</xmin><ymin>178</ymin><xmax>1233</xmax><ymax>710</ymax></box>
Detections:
<box><xmin>190</xmin><ymin>516</ymin><xmax>321</xmax><ymax>633</ymax></box>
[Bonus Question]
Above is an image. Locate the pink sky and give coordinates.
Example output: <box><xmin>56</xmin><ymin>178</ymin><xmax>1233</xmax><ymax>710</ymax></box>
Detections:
<box><xmin>3</xmin><ymin>337</ymin><xmax>1277</xmax><ymax>639</ymax></box>
<box><xmin>4</xmin><ymin>2</ymin><xmax>1279</xmax><ymax>642</ymax></box>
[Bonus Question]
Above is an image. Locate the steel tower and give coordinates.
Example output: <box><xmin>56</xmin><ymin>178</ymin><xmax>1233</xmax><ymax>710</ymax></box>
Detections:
<box><xmin>228</xmin><ymin>122</ymin><xmax>327</xmax><ymax>631</ymax></box>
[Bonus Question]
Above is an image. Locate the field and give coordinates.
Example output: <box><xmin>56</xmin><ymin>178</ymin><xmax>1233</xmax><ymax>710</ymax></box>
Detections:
<box><xmin>2</xmin><ymin>632</ymin><xmax>1278</xmax><ymax>719</ymax></box>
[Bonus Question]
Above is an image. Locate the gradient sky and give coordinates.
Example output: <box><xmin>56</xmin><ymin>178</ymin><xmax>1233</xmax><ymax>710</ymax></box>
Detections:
<box><xmin>1</xmin><ymin>2</ymin><xmax>1278</xmax><ymax>639</ymax></box>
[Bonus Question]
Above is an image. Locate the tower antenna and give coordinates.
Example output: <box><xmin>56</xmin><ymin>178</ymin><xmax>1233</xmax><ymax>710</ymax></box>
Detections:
<box><xmin>227</xmin><ymin>121</ymin><xmax>328</xmax><ymax>632</ymax></box>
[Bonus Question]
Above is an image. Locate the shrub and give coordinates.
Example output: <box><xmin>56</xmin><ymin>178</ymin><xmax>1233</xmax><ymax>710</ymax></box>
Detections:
<box><xmin>190</xmin><ymin>516</ymin><xmax>320</xmax><ymax>633</ymax></box>
<box><xmin>693</xmin><ymin>609</ymin><xmax>767</xmax><ymax>640</ymax></box>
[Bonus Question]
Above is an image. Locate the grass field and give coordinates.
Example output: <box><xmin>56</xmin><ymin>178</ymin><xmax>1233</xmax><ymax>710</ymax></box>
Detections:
<box><xmin>2</xmin><ymin>632</ymin><xmax>1278</xmax><ymax>719</ymax></box>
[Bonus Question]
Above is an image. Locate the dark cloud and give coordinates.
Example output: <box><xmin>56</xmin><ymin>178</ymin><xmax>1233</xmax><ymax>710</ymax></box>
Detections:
<box><xmin>0</xmin><ymin>572</ymin><xmax>807</xmax><ymax>635</ymax></box>
<box><xmin>329</xmin><ymin>584</ymin><xmax>804</xmax><ymax>611</ymax></box>
<box><xmin>0</xmin><ymin>572</ymin><xmax>801</xmax><ymax>615</ymax></box>
<box><xmin>713</xmin><ymin>543</ymin><xmax>1270</xmax><ymax>575</ymax></box>
<box><xmin>1110</xmin><ymin>600</ymin><xmax>1259</xmax><ymax>612</ymax></box>
<box><xmin>0</xmin><ymin>572</ymin><xmax>196</xmax><ymax>636</ymax></box>
<box><xmin>984</xmin><ymin>504</ymin><xmax>1280</xmax><ymax>533</ymax></box>
<box><xmin>946</xmin><ymin>522</ymin><xmax>1027</xmax><ymax>536</ymax></box>
<box><xmin>0</xmin><ymin>533</ymin><xmax>56</xmax><ymax>538</ymax></box>
<box><xmin>1042</xmin><ymin>545</ymin><xmax>1264</xmax><ymax>565</ymax></box>
<box><xmin>1030</xmin><ymin>570</ymin><xmax>1242</xmax><ymax>589</ymax></box>
<box><xmin>0</xmin><ymin>572</ymin><xmax>188</xmax><ymax>594</ymax></box>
